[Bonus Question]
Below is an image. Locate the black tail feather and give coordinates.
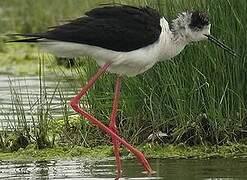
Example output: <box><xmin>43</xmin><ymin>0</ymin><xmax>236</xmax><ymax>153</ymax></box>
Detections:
<box><xmin>6</xmin><ymin>34</ymin><xmax>41</xmax><ymax>43</ymax></box>
<box><xmin>6</xmin><ymin>38</ymin><xmax>40</xmax><ymax>43</ymax></box>
<box><xmin>7</xmin><ymin>33</ymin><xmax>40</xmax><ymax>37</ymax></box>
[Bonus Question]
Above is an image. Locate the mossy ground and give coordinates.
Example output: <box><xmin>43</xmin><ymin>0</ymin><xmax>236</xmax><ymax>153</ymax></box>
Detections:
<box><xmin>1</xmin><ymin>143</ymin><xmax>247</xmax><ymax>161</ymax></box>
<box><xmin>0</xmin><ymin>145</ymin><xmax>113</xmax><ymax>161</ymax></box>
<box><xmin>1</xmin><ymin>0</ymin><xmax>247</xmax><ymax>164</ymax></box>
<box><xmin>140</xmin><ymin>143</ymin><xmax>247</xmax><ymax>159</ymax></box>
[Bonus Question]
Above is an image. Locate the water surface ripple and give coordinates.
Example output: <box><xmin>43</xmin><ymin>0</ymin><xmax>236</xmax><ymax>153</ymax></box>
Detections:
<box><xmin>1</xmin><ymin>158</ymin><xmax>247</xmax><ymax>179</ymax></box>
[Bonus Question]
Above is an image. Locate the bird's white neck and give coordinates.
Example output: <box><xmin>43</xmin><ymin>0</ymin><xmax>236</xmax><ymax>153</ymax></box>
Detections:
<box><xmin>158</xmin><ymin>18</ymin><xmax>190</xmax><ymax>60</ymax></box>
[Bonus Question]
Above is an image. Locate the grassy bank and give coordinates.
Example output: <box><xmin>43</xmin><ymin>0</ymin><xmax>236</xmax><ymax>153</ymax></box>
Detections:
<box><xmin>0</xmin><ymin>0</ymin><xmax>247</xmax><ymax>151</ymax></box>
<box><xmin>1</xmin><ymin>144</ymin><xmax>247</xmax><ymax>161</ymax></box>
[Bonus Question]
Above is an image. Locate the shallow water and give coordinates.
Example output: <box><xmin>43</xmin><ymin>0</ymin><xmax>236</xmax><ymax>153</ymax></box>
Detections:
<box><xmin>1</xmin><ymin>158</ymin><xmax>247</xmax><ymax>179</ymax></box>
<box><xmin>0</xmin><ymin>75</ymin><xmax>77</xmax><ymax>129</ymax></box>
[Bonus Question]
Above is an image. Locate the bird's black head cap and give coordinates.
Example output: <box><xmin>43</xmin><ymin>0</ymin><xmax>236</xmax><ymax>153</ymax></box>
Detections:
<box><xmin>189</xmin><ymin>11</ymin><xmax>209</xmax><ymax>30</ymax></box>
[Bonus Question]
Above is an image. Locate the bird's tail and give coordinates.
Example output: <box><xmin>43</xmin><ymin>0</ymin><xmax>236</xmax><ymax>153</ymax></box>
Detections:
<box><xmin>6</xmin><ymin>33</ymin><xmax>41</xmax><ymax>43</ymax></box>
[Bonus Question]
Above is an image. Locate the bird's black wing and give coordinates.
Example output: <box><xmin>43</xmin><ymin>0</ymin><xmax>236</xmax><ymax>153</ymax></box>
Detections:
<box><xmin>14</xmin><ymin>5</ymin><xmax>162</xmax><ymax>52</ymax></box>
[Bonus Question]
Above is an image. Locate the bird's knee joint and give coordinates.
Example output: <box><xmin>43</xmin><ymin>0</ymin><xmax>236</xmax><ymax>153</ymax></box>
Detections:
<box><xmin>69</xmin><ymin>100</ymin><xmax>79</xmax><ymax>109</ymax></box>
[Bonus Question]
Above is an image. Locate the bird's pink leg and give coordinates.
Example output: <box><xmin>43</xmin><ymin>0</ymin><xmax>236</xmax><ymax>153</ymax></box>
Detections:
<box><xmin>109</xmin><ymin>75</ymin><xmax>122</xmax><ymax>178</ymax></box>
<box><xmin>70</xmin><ymin>63</ymin><xmax>153</xmax><ymax>175</ymax></box>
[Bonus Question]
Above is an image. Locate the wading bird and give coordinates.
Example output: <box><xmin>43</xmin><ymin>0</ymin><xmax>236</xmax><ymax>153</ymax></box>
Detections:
<box><xmin>9</xmin><ymin>4</ymin><xmax>237</xmax><ymax>179</ymax></box>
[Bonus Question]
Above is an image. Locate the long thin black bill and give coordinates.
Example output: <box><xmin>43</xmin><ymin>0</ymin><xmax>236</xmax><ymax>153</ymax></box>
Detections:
<box><xmin>204</xmin><ymin>34</ymin><xmax>239</xmax><ymax>57</ymax></box>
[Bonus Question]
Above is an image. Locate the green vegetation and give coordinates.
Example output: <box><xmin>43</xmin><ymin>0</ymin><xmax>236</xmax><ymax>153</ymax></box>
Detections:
<box><xmin>0</xmin><ymin>144</ymin><xmax>113</xmax><ymax>161</ymax></box>
<box><xmin>0</xmin><ymin>0</ymin><xmax>247</xmax><ymax>159</ymax></box>
<box><xmin>79</xmin><ymin>0</ymin><xmax>247</xmax><ymax>146</ymax></box>
<box><xmin>1</xmin><ymin>143</ymin><xmax>247</xmax><ymax>161</ymax></box>
<box><xmin>0</xmin><ymin>43</ymin><xmax>41</xmax><ymax>75</ymax></box>
<box><xmin>141</xmin><ymin>143</ymin><xmax>247</xmax><ymax>159</ymax></box>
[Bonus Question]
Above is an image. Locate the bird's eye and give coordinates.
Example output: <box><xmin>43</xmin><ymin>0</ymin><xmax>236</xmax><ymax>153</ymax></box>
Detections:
<box><xmin>197</xmin><ymin>24</ymin><xmax>203</xmax><ymax>29</ymax></box>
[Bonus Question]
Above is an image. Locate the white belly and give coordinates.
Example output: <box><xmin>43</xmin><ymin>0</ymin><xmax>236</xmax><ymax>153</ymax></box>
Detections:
<box><xmin>40</xmin><ymin>40</ymin><xmax>161</xmax><ymax>76</ymax></box>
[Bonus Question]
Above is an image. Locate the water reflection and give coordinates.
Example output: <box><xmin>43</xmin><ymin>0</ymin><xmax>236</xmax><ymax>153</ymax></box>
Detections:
<box><xmin>0</xmin><ymin>158</ymin><xmax>247</xmax><ymax>179</ymax></box>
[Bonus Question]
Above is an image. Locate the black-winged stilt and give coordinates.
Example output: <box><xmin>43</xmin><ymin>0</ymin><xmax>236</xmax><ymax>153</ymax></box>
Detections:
<box><xmin>9</xmin><ymin>4</ymin><xmax>238</xmax><ymax>178</ymax></box>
